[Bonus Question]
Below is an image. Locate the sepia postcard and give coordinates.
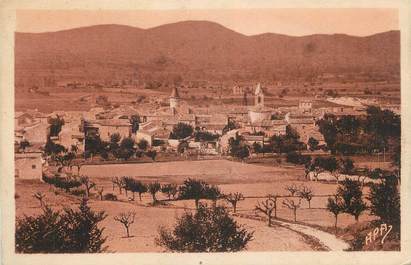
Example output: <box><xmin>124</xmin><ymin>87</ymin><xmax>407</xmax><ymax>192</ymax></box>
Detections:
<box><xmin>1</xmin><ymin>0</ymin><xmax>411</xmax><ymax>265</ymax></box>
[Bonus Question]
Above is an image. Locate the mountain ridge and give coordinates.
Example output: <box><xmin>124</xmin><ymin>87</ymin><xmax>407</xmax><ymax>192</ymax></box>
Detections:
<box><xmin>15</xmin><ymin>21</ymin><xmax>400</xmax><ymax>87</ymax></box>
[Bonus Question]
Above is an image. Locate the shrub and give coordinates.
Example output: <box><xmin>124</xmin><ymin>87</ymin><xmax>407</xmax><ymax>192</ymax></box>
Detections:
<box><xmin>155</xmin><ymin>204</ymin><xmax>253</xmax><ymax>252</ymax></box>
<box><xmin>103</xmin><ymin>193</ymin><xmax>118</xmax><ymax>201</ymax></box>
<box><xmin>16</xmin><ymin>199</ymin><xmax>107</xmax><ymax>253</ymax></box>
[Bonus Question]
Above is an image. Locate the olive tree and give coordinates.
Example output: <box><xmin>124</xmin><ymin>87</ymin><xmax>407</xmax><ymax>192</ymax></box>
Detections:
<box><xmin>114</xmin><ymin>211</ymin><xmax>136</xmax><ymax>238</ymax></box>
<box><xmin>255</xmin><ymin>195</ymin><xmax>278</xmax><ymax>226</ymax></box>
<box><xmin>224</xmin><ymin>192</ymin><xmax>244</xmax><ymax>213</ymax></box>
<box><xmin>148</xmin><ymin>181</ymin><xmax>161</xmax><ymax>203</ymax></box>
<box><xmin>156</xmin><ymin>204</ymin><xmax>253</xmax><ymax>252</ymax></box>
<box><xmin>282</xmin><ymin>198</ymin><xmax>301</xmax><ymax>222</ymax></box>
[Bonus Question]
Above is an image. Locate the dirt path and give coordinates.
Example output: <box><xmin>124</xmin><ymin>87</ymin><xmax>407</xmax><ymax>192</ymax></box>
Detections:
<box><xmin>233</xmin><ymin>217</ymin><xmax>314</xmax><ymax>251</ymax></box>
<box><xmin>234</xmin><ymin>214</ymin><xmax>349</xmax><ymax>251</ymax></box>
<box><xmin>272</xmin><ymin>219</ymin><xmax>350</xmax><ymax>251</ymax></box>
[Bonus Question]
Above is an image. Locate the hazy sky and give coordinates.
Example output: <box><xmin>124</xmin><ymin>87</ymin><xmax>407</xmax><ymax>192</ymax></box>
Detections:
<box><xmin>16</xmin><ymin>9</ymin><xmax>399</xmax><ymax>36</ymax></box>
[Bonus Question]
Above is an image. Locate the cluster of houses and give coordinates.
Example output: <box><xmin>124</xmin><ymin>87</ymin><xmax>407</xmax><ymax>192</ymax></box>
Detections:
<box><xmin>15</xmin><ymin>83</ymin><xmax>376</xmax><ymax>179</ymax></box>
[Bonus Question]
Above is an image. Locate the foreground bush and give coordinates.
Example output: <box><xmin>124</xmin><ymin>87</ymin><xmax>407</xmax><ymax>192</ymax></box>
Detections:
<box><xmin>16</xmin><ymin>199</ymin><xmax>107</xmax><ymax>253</ymax></box>
<box><xmin>156</xmin><ymin>204</ymin><xmax>253</xmax><ymax>252</ymax></box>
<box><xmin>368</xmin><ymin>175</ymin><xmax>400</xmax><ymax>228</ymax></box>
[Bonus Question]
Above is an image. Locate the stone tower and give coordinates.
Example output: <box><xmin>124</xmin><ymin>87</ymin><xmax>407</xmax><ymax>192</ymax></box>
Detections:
<box><xmin>254</xmin><ymin>83</ymin><xmax>264</xmax><ymax>107</ymax></box>
<box><xmin>170</xmin><ymin>87</ymin><xmax>180</xmax><ymax>114</ymax></box>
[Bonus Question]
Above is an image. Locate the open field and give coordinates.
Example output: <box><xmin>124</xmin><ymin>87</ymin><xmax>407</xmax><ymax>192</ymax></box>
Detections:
<box><xmin>80</xmin><ymin>160</ymin><xmax>304</xmax><ymax>183</ymax></box>
<box><xmin>16</xmin><ymin>160</ymin><xmax>377</xmax><ymax>252</ymax></box>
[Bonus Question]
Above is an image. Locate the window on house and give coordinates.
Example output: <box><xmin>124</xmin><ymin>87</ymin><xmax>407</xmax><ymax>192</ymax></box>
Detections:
<box><xmin>32</xmin><ymin>164</ymin><xmax>36</xmax><ymax>169</ymax></box>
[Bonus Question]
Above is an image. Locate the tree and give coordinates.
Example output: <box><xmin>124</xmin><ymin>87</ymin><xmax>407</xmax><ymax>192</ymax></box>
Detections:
<box><xmin>368</xmin><ymin>175</ymin><xmax>400</xmax><ymax>227</ymax></box>
<box><xmin>252</xmin><ymin>142</ymin><xmax>263</xmax><ymax>153</ymax></box>
<box><xmin>114</xmin><ymin>211</ymin><xmax>136</xmax><ymax>238</ymax></box>
<box><xmin>170</xmin><ymin>123</ymin><xmax>193</xmax><ymax>139</ymax></box>
<box><xmin>308</xmin><ymin>137</ymin><xmax>319</xmax><ymax>151</ymax></box>
<box><xmin>137</xmin><ymin>139</ymin><xmax>149</xmax><ymax>151</ymax></box>
<box><xmin>118</xmin><ymin>137</ymin><xmax>135</xmax><ymax>160</ymax></box>
<box><xmin>287</xmin><ymin>152</ymin><xmax>311</xmax><ymax>166</ymax></box>
<box><xmin>224</xmin><ymin>192</ymin><xmax>244</xmax><ymax>213</ymax></box>
<box><xmin>205</xmin><ymin>185</ymin><xmax>221</xmax><ymax>207</ymax></box>
<box><xmin>222</xmin><ymin>120</ymin><xmax>239</xmax><ymax>134</ymax></box>
<box><xmin>48</xmin><ymin>115</ymin><xmax>65</xmax><ymax>137</ymax></box>
<box><xmin>111</xmin><ymin>177</ymin><xmax>124</xmax><ymax>194</ymax></box>
<box><xmin>307</xmin><ymin>156</ymin><xmax>337</xmax><ymax>181</ymax></box>
<box><xmin>79</xmin><ymin>176</ymin><xmax>96</xmax><ymax>198</ymax></box>
<box><xmin>32</xmin><ymin>192</ymin><xmax>46</xmax><ymax>207</ymax></box>
<box><xmin>337</xmin><ymin>179</ymin><xmax>367</xmax><ymax>222</ymax></box>
<box><xmin>161</xmin><ymin>184</ymin><xmax>178</xmax><ymax>200</ymax></box>
<box><xmin>134</xmin><ymin>181</ymin><xmax>148</xmax><ymax>201</ymax></box>
<box><xmin>122</xmin><ymin>176</ymin><xmax>135</xmax><ymax>198</ymax></box>
<box><xmin>194</xmin><ymin>131</ymin><xmax>219</xmax><ymax>142</ymax></box>
<box><xmin>339</xmin><ymin>158</ymin><xmax>355</xmax><ymax>175</ymax></box>
<box><xmin>228</xmin><ymin>134</ymin><xmax>249</xmax><ymax>160</ymax></box>
<box><xmin>156</xmin><ymin>204</ymin><xmax>253</xmax><ymax>252</ymax></box>
<box><xmin>84</xmin><ymin>133</ymin><xmax>103</xmax><ymax>158</ymax></box>
<box><xmin>19</xmin><ymin>139</ymin><xmax>30</xmax><ymax>153</ymax></box>
<box><xmin>316</xmin><ymin>114</ymin><xmax>338</xmax><ymax>154</ymax></box>
<box><xmin>16</xmin><ymin>198</ymin><xmax>107</xmax><ymax>253</ymax></box>
<box><xmin>282</xmin><ymin>198</ymin><xmax>301</xmax><ymax>222</ymax></box>
<box><xmin>178</xmin><ymin>178</ymin><xmax>210</xmax><ymax>209</ymax></box>
<box><xmin>255</xmin><ymin>195</ymin><xmax>278</xmax><ymax>226</ymax></box>
<box><xmin>298</xmin><ymin>185</ymin><xmax>314</xmax><ymax>208</ymax></box>
<box><xmin>95</xmin><ymin>186</ymin><xmax>104</xmax><ymax>200</ymax></box>
<box><xmin>285</xmin><ymin>184</ymin><xmax>298</xmax><ymax>196</ymax></box>
<box><xmin>74</xmin><ymin>162</ymin><xmax>83</xmax><ymax>176</ymax></box>
<box><xmin>61</xmin><ymin>198</ymin><xmax>107</xmax><ymax>252</ymax></box>
<box><xmin>110</xmin><ymin>133</ymin><xmax>121</xmax><ymax>151</ymax></box>
<box><xmin>326</xmin><ymin>195</ymin><xmax>344</xmax><ymax>234</ymax></box>
<box><xmin>44</xmin><ymin>138</ymin><xmax>66</xmax><ymax>156</ymax></box>
<box><xmin>269</xmin><ymin>126</ymin><xmax>305</xmax><ymax>154</ymax></box>
<box><xmin>130</xmin><ymin>115</ymin><xmax>140</xmax><ymax>134</ymax></box>
<box><xmin>50</xmin><ymin>176</ymin><xmax>81</xmax><ymax>193</ymax></box>
<box><xmin>148</xmin><ymin>182</ymin><xmax>161</xmax><ymax>203</ymax></box>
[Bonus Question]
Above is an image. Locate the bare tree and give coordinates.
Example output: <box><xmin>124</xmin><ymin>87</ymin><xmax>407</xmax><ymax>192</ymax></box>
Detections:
<box><xmin>32</xmin><ymin>192</ymin><xmax>46</xmax><ymax>207</ymax></box>
<box><xmin>285</xmin><ymin>184</ymin><xmax>298</xmax><ymax>196</ymax></box>
<box><xmin>111</xmin><ymin>176</ymin><xmax>124</xmax><ymax>194</ymax></box>
<box><xmin>224</xmin><ymin>192</ymin><xmax>244</xmax><ymax>213</ymax></box>
<box><xmin>80</xmin><ymin>176</ymin><xmax>96</xmax><ymax>198</ymax></box>
<box><xmin>75</xmin><ymin>163</ymin><xmax>82</xmax><ymax>176</ymax></box>
<box><xmin>95</xmin><ymin>186</ymin><xmax>104</xmax><ymax>200</ymax></box>
<box><xmin>282</xmin><ymin>198</ymin><xmax>301</xmax><ymax>222</ymax></box>
<box><xmin>255</xmin><ymin>195</ymin><xmax>278</xmax><ymax>226</ymax></box>
<box><xmin>111</xmin><ymin>177</ymin><xmax>117</xmax><ymax>191</ymax></box>
<box><xmin>114</xmin><ymin>211</ymin><xmax>136</xmax><ymax>238</ymax></box>
<box><xmin>298</xmin><ymin>185</ymin><xmax>314</xmax><ymax>208</ymax></box>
